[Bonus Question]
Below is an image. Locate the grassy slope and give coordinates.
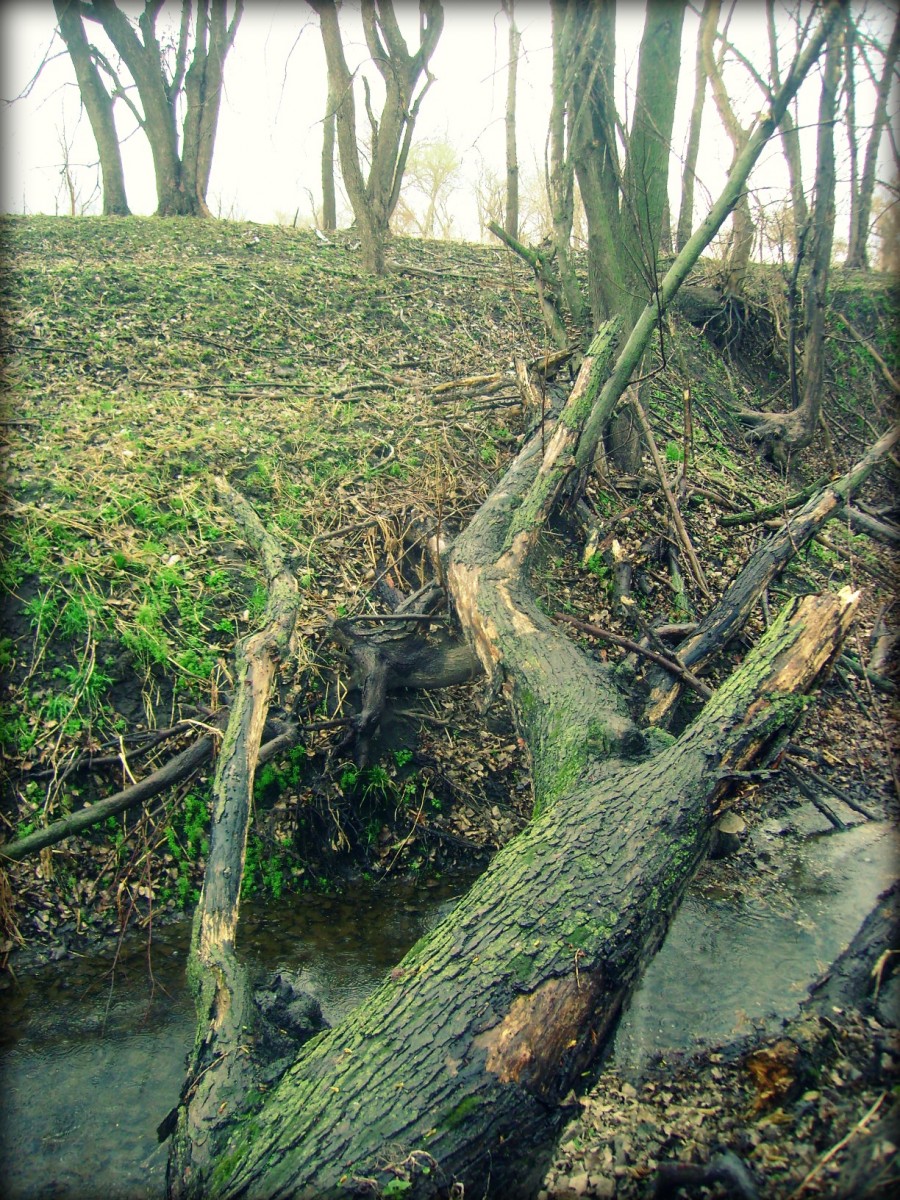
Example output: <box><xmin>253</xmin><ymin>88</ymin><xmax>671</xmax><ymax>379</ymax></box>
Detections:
<box><xmin>0</xmin><ymin>214</ymin><xmax>896</xmax><ymax>957</ymax></box>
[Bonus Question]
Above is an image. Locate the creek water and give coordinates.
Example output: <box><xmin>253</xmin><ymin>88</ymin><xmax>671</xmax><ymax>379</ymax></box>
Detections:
<box><xmin>1</xmin><ymin>823</ymin><xmax>896</xmax><ymax>1200</ymax></box>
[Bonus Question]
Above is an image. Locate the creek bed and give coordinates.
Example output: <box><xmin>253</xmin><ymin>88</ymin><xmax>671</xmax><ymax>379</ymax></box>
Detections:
<box><xmin>1</xmin><ymin>824</ymin><xmax>896</xmax><ymax>1199</ymax></box>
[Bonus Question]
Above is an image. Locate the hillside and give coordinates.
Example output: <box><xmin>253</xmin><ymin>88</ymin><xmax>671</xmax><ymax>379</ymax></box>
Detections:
<box><xmin>0</xmin><ymin>214</ymin><xmax>897</xmax><ymax>1198</ymax></box>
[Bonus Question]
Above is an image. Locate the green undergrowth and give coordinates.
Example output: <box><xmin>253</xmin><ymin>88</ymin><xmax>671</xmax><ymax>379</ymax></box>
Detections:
<box><xmin>0</xmin><ymin>214</ymin><xmax>895</xmax><ymax>949</ymax></box>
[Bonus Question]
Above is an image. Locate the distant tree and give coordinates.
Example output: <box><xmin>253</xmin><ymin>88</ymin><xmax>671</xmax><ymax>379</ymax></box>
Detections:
<box><xmin>309</xmin><ymin>0</ymin><xmax>444</xmax><ymax>273</ymax></box>
<box><xmin>742</xmin><ymin>16</ymin><xmax>843</xmax><ymax>457</ymax></box>
<box><xmin>54</xmin><ymin>110</ymin><xmax>101</xmax><ymax>215</ymax></box>
<box><xmin>501</xmin><ymin>0</ymin><xmax>520</xmax><ymax>240</ymax></box>
<box><xmin>394</xmin><ymin>136</ymin><xmax>461</xmax><ymax>238</ymax></box>
<box><xmin>872</xmin><ymin>188</ymin><xmax>900</xmax><ymax>274</ymax></box>
<box><xmin>473</xmin><ymin>158</ymin><xmax>505</xmax><ymax>240</ymax></box>
<box><xmin>844</xmin><ymin>9</ymin><xmax>900</xmax><ymax>269</ymax></box>
<box><xmin>54</xmin><ymin>0</ymin><xmax>243</xmax><ymax>217</ymax></box>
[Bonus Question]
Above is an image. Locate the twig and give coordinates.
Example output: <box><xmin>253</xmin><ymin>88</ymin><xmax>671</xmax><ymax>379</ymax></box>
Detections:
<box><xmin>788</xmin><ymin>1092</ymin><xmax>887</xmax><ymax>1198</ymax></box>
<box><xmin>629</xmin><ymin>390</ymin><xmax>713</xmax><ymax>601</ymax></box>
<box><xmin>783</xmin><ymin>764</ymin><xmax>847</xmax><ymax>830</ymax></box>
<box><xmin>554</xmin><ymin>612</ymin><xmax>713</xmax><ymax>698</ymax></box>
<box><xmin>787</xmin><ymin>759</ymin><xmax>878</xmax><ymax>819</ymax></box>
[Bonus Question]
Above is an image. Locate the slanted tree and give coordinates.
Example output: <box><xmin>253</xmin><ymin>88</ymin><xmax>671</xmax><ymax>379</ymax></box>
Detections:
<box><xmin>164</xmin><ymin>8</ymin><xmax>849</xmax><ymax>1198</ymax></box>
<box><xmin>309</xmin><ymin>0</ymin><xmax>444</xmax><ymax>273</ymax></box>
<box><xmin>55</xmin><ymin>0</ymin><xmax>243</xmax><ymax>217</ymax></box>
<box><xmin>53</xmin><ymin>0</ymin><xmax>130</xmax><ymax>215</ymax></box>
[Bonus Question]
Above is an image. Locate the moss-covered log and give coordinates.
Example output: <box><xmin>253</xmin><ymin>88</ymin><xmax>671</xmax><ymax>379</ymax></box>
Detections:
<box><xmin>200</xmin><ymin>587</ymin><xmax>857</xmax><ymax>1200</ymax></box>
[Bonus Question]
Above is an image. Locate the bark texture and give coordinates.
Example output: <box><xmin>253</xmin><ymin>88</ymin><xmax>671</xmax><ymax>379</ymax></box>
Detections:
<box><xmin>203</xmin><ymin>587</ymin><xmax>858</xmax><ymax>1200</ymax></box>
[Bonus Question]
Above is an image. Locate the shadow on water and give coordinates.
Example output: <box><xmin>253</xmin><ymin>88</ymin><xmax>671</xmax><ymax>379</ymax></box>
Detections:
<box><xmin>1</xmin><ymin>825</ymin><xmax>896</xmax><ymax>1199</ymax></box>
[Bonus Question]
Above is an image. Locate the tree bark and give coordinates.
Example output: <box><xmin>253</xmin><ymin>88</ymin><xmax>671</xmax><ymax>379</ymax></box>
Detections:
<box><xmin>190</xmin><ymin>584</ymin><xmax>859</xmax><ymax>1200</ymax></box>
<box><xmin>844</xmin><ymin>9</ymin><xmax>900</xmax><ymax>269</ymax></box>
<box><xmin>53</xmin><ymin>0</ymin><xmax>130</xmax><ymax>215</ymax></box>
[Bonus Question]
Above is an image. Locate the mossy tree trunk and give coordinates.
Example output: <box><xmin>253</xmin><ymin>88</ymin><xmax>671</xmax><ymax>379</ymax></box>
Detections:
<box><xmin>167</xmin><ymin>477</ymin><xmax>300</xmax><ymax>1196</ymax></box>
<box><xmin>171</xmin><ymin>325</ymin><xmax>861</xmax><ymax>1200</ymax></box>
<box><xmin>196</xmin><ymin>584</ymin><xmax>857</xmax><ymax>1200</ymax></box>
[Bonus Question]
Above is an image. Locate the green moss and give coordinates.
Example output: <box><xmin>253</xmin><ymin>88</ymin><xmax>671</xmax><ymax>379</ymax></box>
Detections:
<box><xmin>509</xmin><ymin>951</ymin><xmax>533</xmax><ymax>982</ymax></box>
<box><xmin>443</xmin><ymin>1094</ymin><xmax>481</xmax><ymax>1130</ymax></box>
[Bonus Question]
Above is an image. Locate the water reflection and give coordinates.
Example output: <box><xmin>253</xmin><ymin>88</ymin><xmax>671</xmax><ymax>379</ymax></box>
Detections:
<box><xmin>0</xmin><ymin>876</ymin><xmax>470</xmax><ymax>1200</ymax></box>
<box><xmin>613</xmin><ymin>823</ymin><xmax>898</xmax><ymax>1072</ymax></box>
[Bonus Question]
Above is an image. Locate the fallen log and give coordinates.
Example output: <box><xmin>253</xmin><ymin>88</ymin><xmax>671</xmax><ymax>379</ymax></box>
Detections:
<box><xmin>177</xmin><ymin>325</ymin><xmax>860</xmax><ymax>1198</ymax></box>
<box><xmin>201</xmin><ymin>587</ymin><xmax>858</xmax><ymax>1200</ymax></box>
<box><xmin>167</xmin><ymin>475</ymin><xmax>301</xmax><ymax>1193</ymax></box>
<box><xmin>644</xmin><ymin>421</ymin><xmax>899</xmax><ymax>725</ymax></box>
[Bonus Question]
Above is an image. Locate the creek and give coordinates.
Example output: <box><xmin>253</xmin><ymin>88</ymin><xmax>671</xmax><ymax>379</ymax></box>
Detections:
<box><xmin>0</xmin><ymin>823</ymin><xmax>895</xmax><ymax>1200</ymax></box>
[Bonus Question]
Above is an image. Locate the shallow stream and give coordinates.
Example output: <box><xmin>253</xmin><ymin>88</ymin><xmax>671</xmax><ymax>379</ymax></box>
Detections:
<box><xmin>1</xmin><ymin>823</ymin><xmax>895</xmax><ymax>1199</ymax></box>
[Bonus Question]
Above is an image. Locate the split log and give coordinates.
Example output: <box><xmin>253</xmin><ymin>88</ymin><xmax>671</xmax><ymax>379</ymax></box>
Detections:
<box><xmin>644</xmin><ymin>421</ymin><xmax>899</xmax><ymax>725</ymax></box>
<box><xmin>167</xmin><ymin>476</ymin><xmax>300</xmax><ymax>1193</ymax></box>
<box><xmin>200</xmin><ymin>588</ymin><xmax>858</xmax><ymax>1200</ymax></box>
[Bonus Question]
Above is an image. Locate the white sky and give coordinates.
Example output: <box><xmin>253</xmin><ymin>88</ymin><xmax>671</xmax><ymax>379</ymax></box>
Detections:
<box><xmin>0</xmin><ymin>2</ymin><xmax>894</xmax><ymax>246</ymax></box>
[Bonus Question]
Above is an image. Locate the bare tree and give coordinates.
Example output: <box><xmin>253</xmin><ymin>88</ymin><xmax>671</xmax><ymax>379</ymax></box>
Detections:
<box><xmin>845</xmin><ymin>9</ymin><xmax>900</xmax><ymax>269</ymax></box>
<box><xmin>742</xmin><ymin>15</ymin><xmax>844</xmax><ymax>457</ymax></box>
<box><xmin>55</xmin><ymin>0</ymin><xmax>243</xmax><ymax>217</ymax></box>
<box><xmin>54</xmin><ymin>109</ymin><xmax>102</xmax><ymax>215</ymax></box>
<box><xmin>501</xmin><ymin>0</ymin><xmax>520</xmax><ymax>240</ymax></box>
<box><xmin>394</xmin><ymin>136</ymin><xmax>461</xmax><ymax>238</ymax></box>
<box><xmin>53</xmin><ymin>0</ymin><xmax>130</xmax><ymax>215</ymax></box>
<box><xmin>309</xmin><ymin>0</ymin><xmax>444</xmax><ymax>273</ymax></box>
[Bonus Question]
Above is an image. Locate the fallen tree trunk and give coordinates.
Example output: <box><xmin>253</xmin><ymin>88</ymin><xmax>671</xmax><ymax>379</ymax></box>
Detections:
<box><xmin>174</xmin><ymin>331</ymin><xmax>861</xmax><ymax>1198</ymax></box>
<box><xmin>167</xmin><ymin>476</ymin><xmax>300</xmax><ymax>1192</ymax></box>
<box><xmin>197</xmin><ymin>587</ymin><xmax>857</xmax><ymax>1200</ymax></box>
